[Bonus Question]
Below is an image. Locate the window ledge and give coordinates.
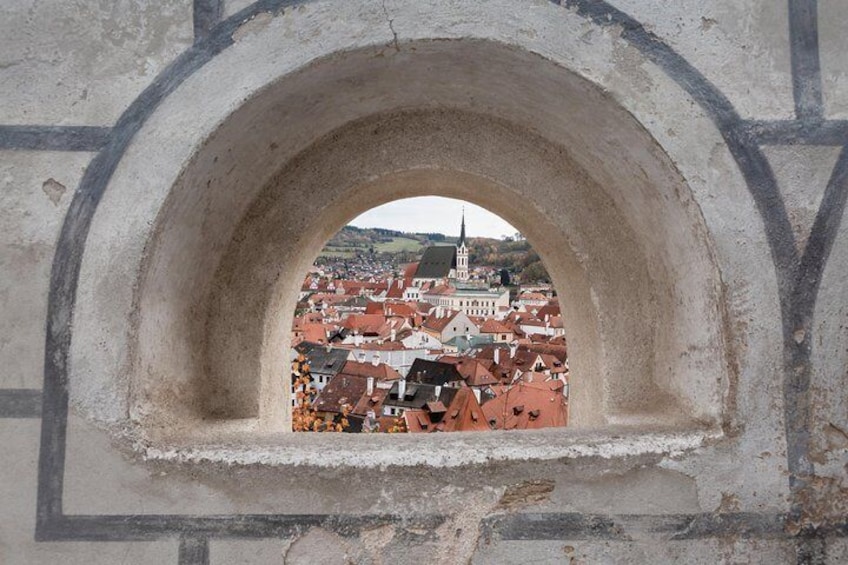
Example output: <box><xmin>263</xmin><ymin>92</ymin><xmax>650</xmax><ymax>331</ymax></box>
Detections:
<box><xmin>139</xmin><ymin>424</ymin><xmax>721</xmax><ymax>468</ymax></box>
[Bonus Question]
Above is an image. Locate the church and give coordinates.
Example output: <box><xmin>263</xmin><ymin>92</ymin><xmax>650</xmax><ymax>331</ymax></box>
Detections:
<box><xmin>411</xmin><ymin>212</ymin><xmax>470</xmax><ymax>286</ymax></box>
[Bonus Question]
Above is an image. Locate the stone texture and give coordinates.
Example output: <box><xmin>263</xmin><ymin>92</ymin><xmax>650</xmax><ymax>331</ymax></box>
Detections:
<box><xmin>0</xmin><ymin>151</ymin><xmax>91</xmax><ymax>388</ymax></box>
<box><xmin>0</xmin><ymin>1</ymin><xmax>846</xmax><ymax>563</ymax></box>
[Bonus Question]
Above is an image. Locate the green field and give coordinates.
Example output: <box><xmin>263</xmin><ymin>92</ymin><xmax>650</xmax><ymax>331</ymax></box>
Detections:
<box><xmin>374</xmin><ymin>237</ymin><xmax>423</xmax><ymax>253</ymax></box>
<box><xmin>318</xmin><ymin>236</ymin><xmax>423</xmax><ymax>258</ymax></box>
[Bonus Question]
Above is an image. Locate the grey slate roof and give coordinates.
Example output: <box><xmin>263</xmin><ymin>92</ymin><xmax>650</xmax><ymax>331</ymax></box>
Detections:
<box><xmin>414</xmin><ymin>245</ymin><xmax>456</xmax><ymax>279</ymax></box>
<box><xmin>407</xmin><ymin>359</ymin><xmax>464</xmax><ymax>386</ymax></box>
<box><xmin>383</xmin><ymin>381</ymin><xmax>459</xmax><ymax>411</ymax></box>
<box><xmin>295</xmin><ymin>342</ymin><xmax>350</xmax><ymax>377</ymax></box>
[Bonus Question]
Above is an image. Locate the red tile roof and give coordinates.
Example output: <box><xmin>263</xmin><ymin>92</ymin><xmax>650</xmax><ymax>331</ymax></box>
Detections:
<box><xmin>479</xmin><ymin>319</ymin><xmax>513</xmax><ymax>334</ymax></box>
<box><xmin>482</xmin><ymin>380</ymin><xmax>568</xmax><ymax>430</ymax></box>
<box><xmin>341</xmin><ymin>314</ymin><xmax>390</xmax><ymax>336</ymax></box>
<box><xmin>340</xmin><ymin>360</ymin><xmax>400</xmax><ymax>381</ymax></box>
<box><xmin>422</xmin><ymin>310</ymin><xmax>460</xmax><ymax>333</ymax></box>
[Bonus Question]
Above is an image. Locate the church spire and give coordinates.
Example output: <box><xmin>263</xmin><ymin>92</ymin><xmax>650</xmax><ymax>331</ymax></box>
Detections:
<box><xmin>459</xmin><ymin>207</ymin><xmax>467</xmax><ymax>246</ymax></box>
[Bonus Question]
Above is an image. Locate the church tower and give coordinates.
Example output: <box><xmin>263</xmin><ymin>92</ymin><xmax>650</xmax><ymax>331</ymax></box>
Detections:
<box><xmin>456</xmin><ymin>209</ymin><xmax>469</xmax><ymax>281</ymax></box>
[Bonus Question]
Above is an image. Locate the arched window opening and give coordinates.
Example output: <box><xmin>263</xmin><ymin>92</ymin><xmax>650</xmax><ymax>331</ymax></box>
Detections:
<box><xmin>290</xmin><ymin>197</ymin><xmax>568</xmax><ymax>434</ymax></box>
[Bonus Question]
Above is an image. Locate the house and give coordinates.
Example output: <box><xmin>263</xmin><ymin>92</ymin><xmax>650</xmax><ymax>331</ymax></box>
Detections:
<box><xmin>381</xmin><ymin>378</ymin><xmax>459</xmax><ymax>417</ymax></box>
<box><xmin>312</xmin><ymin>373</ymin><xmax>368</xmax><ymax>422</ymax></box>
<box><xmin>421</xmin><ymin>285</ymin><xmax>510</xmax><ymax>318</ymax></box>
<box><xmin>400</xmin><ymin>329</ymin><xmax>444</xmax><ymax>351</ymax></box>
<box><xmin>313</xmin><ymin>359</ymin><xmax>400</xmax><ymax>421</ymax></box>
<box><xmin>441</xmin><ymin>333</ymin><xmax>494</xmax><ymax>354</ymax></box>
<box><xmin>437</xmin><ymin>356</ymin><xmax>500</xmax><ymax>388</ymax></box>
<box><xmin>344</xmin><ymin>344</ymin><xmax>438</xmax><ymax>376</ymax></box>
<box><xmin>472</xmin><ymin>343</ymin><xmax>556</xmax><ymax>383</ymax></box>
<box><xmin>293</xmin><ymin>342</ymin><xmax>352</xmax><ymax>392</ymax></box>
<box><xmin>421</xmin><ymin>308</ymin><xmax>479</xmax><ymax>344</ymax></box>
<box><xmin>481</xmin><ymin>379</ymin><xmax>568</xmax><ymax>430</ymax></box>
<box><xmin>478</xmin><ymin>318</ymin><xmax>515</xmax><ymax>343</ymax></box>
<box><xmin>403</xmin><ymin>387</ymin><xmax>490</xmax><ymax>433</ymax></box>
<box><xmin>406</xmin><ymin>358</ymin><xmax>465</xmax><ymax>387</ymax></box>
<box><xmin>518</xmin><ymin>291</ymin><xmax>549</xmax><ymax>306</ymax></box>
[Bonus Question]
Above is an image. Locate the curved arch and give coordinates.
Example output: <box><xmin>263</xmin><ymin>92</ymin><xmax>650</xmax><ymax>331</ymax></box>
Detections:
<box><xmin>60</xmin><ymin>3</ymin><xmax>782</xmax><ymax>464</ymax></box>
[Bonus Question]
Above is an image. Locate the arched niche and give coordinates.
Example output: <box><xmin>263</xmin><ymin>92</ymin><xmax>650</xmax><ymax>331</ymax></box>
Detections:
<box><xmin>70</xmin><ymin>36</ymin><xmax>739</xmax><ymax>462</ymax></box>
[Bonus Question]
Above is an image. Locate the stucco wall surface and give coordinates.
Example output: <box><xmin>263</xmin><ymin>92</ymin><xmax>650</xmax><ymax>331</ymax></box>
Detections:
<box><xmin>0</xmin><ymin>1</ymin><xmax>846</xmax><ymax>563</ymax></box>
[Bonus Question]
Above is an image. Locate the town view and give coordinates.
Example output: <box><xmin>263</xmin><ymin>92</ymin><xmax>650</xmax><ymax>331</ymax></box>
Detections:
<box><xmin>290</xmin><ymin>198</ymin><xmax>567</xmax><ymax>433</ymax></box>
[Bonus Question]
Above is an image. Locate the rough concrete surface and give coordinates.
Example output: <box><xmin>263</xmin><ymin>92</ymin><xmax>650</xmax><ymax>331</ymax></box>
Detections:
<box><xmin>0</xmin><ymin>0</ymin><xmax>846</xmax><ymax>563</ymax></box>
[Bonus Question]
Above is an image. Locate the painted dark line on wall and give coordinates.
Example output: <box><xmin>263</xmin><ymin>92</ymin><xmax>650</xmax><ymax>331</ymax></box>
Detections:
<box><xmin>34</xmin><ymin>511</ymin><xmax>847</xmax><ymax>543</ymax></box>
<box><xmin>36</xmin><ymin>513</ymin><xmax>445</xmax><ymax>541</ymax></box>
<box><xmin>744</xmin><ymin>120</ymin><xmax>848</xmax><ymax>146</ymax></box>
<box><xmin>560</xmin><ymin>0</ymin><xmax>799</xmax><ymax>297</ymax></box>
<box><xmin>179</xmin><ymin>535</ymin><xmax>209</xmax><ymax>565</ymax></box>
<box><xmin>483</xmin><ymin>512</ymin><xmax>787</xmax><ymax>541</ymax></box>
<box><xmin>28</xmin><ymin>0</ymin><xmax>839</xmax><ymax>558</ymax></box>
<box><xmin>782</xmin><ymin>144</ymin><xmax>848</xmax><ymax>500</ymax></box>
<box><xmin>193</xmin><ymin>0</ymin><xmax>224</xmax><ymax>43</ymax></box>
<box><xmin>796</xmin><ymin>145</ymin><xmax>848</xmax><ymax>315</ymax></box>
<box><xmin>788</xmin><ymin>0</ymin><xmax>824</xmax><ymax>120</ymax></box>
<box><xmin>0</xmin><ymin>126</ymin><xmax>111</xmax><ymax>152</ymax></box>
<box><xmin>36</xmin><ymin>0</ymin><xmax>308</xmax><ymax>538</ymax></box>
<box><xmin>0</xmin><ymin>389</ymin><xmax>42</xmax><ymax>418</ymax></box>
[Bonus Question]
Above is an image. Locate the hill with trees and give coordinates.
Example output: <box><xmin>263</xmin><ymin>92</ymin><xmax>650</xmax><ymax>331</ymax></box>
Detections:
<box><xmin>318</xmin><ymin>226</ymin><xmax>550</xmax><ymax>283</ymax></box>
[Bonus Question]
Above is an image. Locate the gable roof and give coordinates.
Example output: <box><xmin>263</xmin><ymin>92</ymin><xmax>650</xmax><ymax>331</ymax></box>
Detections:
<box><xmin>294</xmin><ymin>343</ymin><xmax>350</xmax><ymax>376</ymax></box>
<box><xmin>313</xmin><ymin>374</ymin><xmax>367</xmax><ymax>414</ymax></box>
<box><xmin>341</xmin><ymin>314</ymin><xmax>390</xmax><ymax>336</ymax></box>
<box><xmin>422</xmin><ymin>309</ymin><xmax>461</xmax><ymax>333</ymax></box>
<box><xmin>407</xmin><ymin>359</ymin><xmax>464</xmax><ymax>386</ymax></box>
<box><xmin>384</xmin><ymin>381</ymin><xmax>459</xmax><ymax>411</ymax></box>
<box><xmin>482</xmin><ymin>380</ymin><xmax>568</xmax><ymax>430</ymax></box>
<box><xmin>414</xmin><ymin>246</ymin><xmax>456</xmax><ymax>279</ymax></box>
<box><xmin>479</xmin><ymin>319</ymin><xmax>513</xmax><ymax>334</ymax></box>
<box><xmin>403</xmin><ymin>387</ymin><xmax>490</xmax><ymax>433</ymax></box>
<box><xmin>340</xmin><ymin>360</ymin><xmax>401</xmax><ymax>381</ymax></box>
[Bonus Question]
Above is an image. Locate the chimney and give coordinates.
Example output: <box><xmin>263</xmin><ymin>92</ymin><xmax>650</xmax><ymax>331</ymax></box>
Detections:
<box><xmin>493</xmin><ymin>348</ymin><xmax>500</xmax><ymax>364</ymax></box>
<box><xmin>434</xmin><ymin>385</ymin><xmax>442</xmax><ymax>399</ymax></box>
<box><xmin>398</xmin><ymin>377</ymin><xmax>407</xmax><ymax>399</ymax></box>
<box><xmin>358</xmin><ymin>351</ymin><xmax>366</xmax><ymax>363</ymax></box>
<box><xmin>510</xmin><ymin>342</ymin><xmax>517</xmax><ymax>359</ymax></box>
<box><xmin>371</xmin><ymin>353</ymin><xmax>380</xmax><ymax>367</ymax></box>
<box><xmin>391</xmin><ymin>328</ymin><xmax>396</xmax><ymax>342</ymax></box>
<box><xmin>367</xmin><ymin>376</ymin><xmax>374</xmax><ymax>396</ymax></box>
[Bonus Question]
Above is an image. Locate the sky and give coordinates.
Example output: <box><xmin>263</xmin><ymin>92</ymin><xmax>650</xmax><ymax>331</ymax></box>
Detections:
<box><xmin>347</xmin><ymin>196</ymin><xmax>519</xmax><ymax>239</ymax></box>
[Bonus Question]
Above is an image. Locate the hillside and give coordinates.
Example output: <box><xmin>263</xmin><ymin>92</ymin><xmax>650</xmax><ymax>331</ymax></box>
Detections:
<box><xmin>318</xmin><ymin>226</ymin><xmax>550</xmax><ymax>283</ymax></box>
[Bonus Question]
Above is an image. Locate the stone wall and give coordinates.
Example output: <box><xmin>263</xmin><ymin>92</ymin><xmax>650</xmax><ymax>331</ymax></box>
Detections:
<box><xmin>1</xmin><ymin>1</ymin><xmax>846</xmax><ymax>563</ymax></box>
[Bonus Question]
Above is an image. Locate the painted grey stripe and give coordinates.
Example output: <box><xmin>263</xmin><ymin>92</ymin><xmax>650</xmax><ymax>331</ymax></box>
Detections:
<box><xmin>0</xmin><ymin>126</ymin><xmax>110</xmax><ymax>152</ymax></box>
<box><xmin>745</xmin><ymin>120</ymin><xmax>848</xmax><ymax>145</ymax></box>
<box><xmin>34</xmin><ymin>512</ymin><xmax>847</xmax><ymax>543</ymax></box>
<box><xmin>788</xmin><ymin>0</ymin><xmax>823</xmax><ymax>120</ymax></box>
<box><xmin>179</xmin><ymin>536</ymin><xmax>209</xmax><ymax>565</ymax></box>
<box><xmin>36</xmin><ymin>513</ymin><xmax>445</xmax><ymax>541</ymax></box>
<box><xmin>483</xmin><ymin>512</ymin><xmax>848</xmax><ymax>541</ymax></box>
<box><xmin>0</xmin><ymin>389</ymin><xmax>42</xmax><ymax>418</ymax></box>
<box><xmin>37</xmin><ymin>0</ymin><xmax>309</xmax><ymax>535</ymax></box>
<box><xmin>783</xmin><ymin>144</ymin><xmax>848</xmax><ymax>486</ymax></box>
<box><xmin>193</xmin><ymin>0</ymin><xmax>224</xmax><ymax>42</ymax></box>
<box><xmin>29</xmin><ymin>0</ymin><xmax>837</xmax><ymax>559</ymax></box>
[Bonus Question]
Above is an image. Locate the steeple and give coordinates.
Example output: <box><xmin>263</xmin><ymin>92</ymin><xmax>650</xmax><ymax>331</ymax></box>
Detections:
<box><xmin>458</xmin><ymin>208</ymin><xmax>467</xmax><ymax>247</ymax></box>
<box><xmin>456</xmin><ymin>207</ymin><xmax>469</xmax><ymax>282</ymax></box>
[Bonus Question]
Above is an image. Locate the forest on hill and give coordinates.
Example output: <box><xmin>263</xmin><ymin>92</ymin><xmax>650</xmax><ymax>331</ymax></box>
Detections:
<box><xmin>319</xmin><ymin>226</ymin><xmax>551</xmax><ymax>283</ymax></box>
